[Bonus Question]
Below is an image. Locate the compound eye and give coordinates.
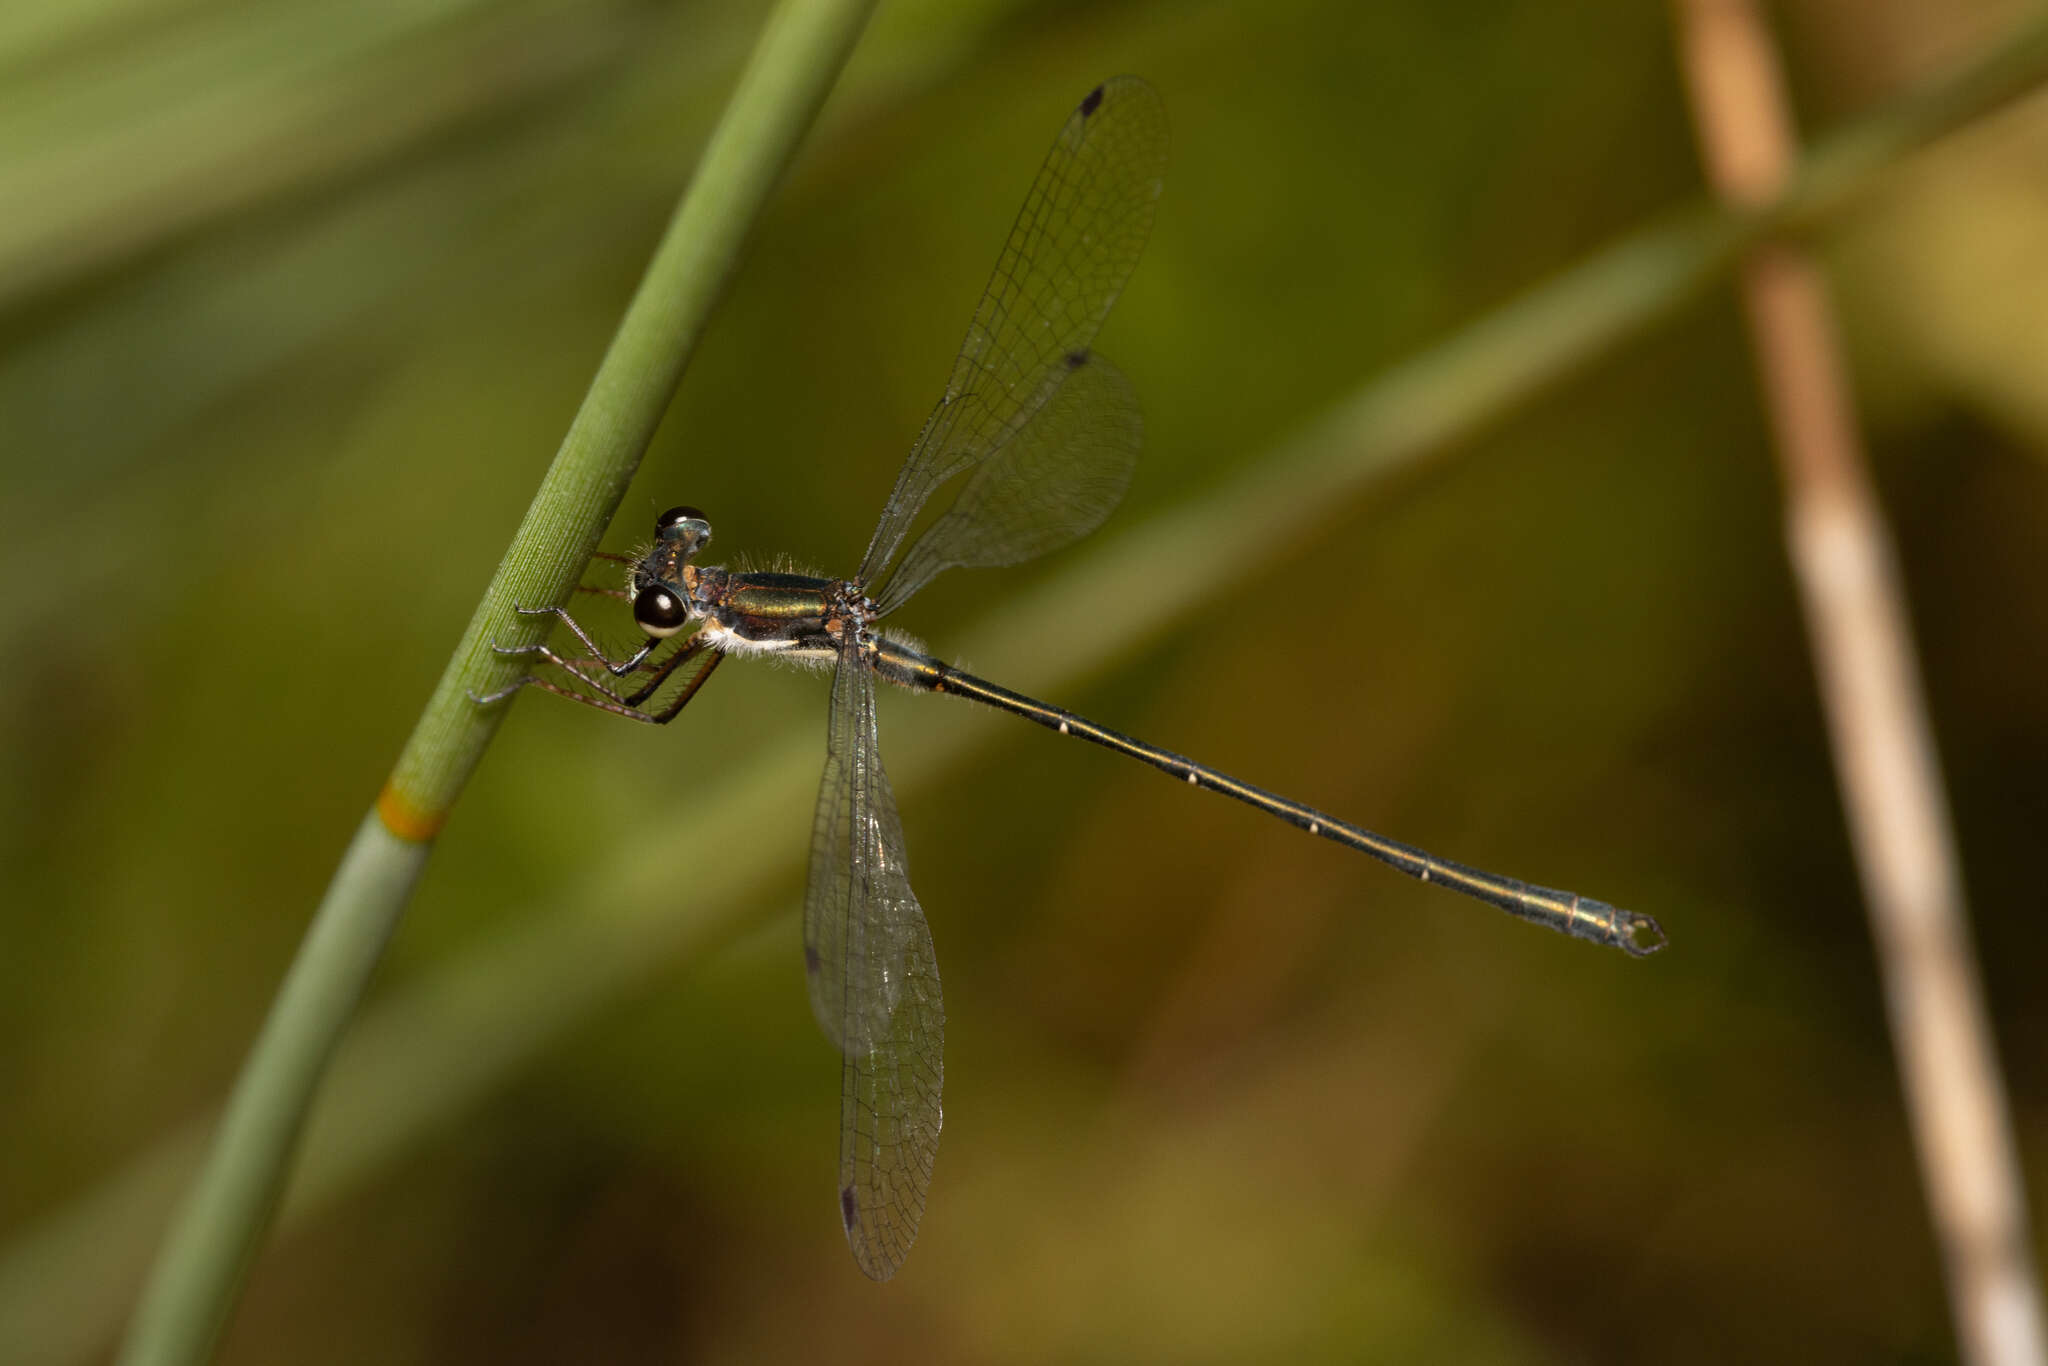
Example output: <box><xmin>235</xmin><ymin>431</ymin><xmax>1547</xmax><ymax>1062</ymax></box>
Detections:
<box><xmin>633</xmin><ymin>586</ymin><xmax>689</xmax><ymax>638</ymax></box>
<box><xmin>655</xmin><ymin>505</ymin><xmax>707</xmax><ymax>535</ymax></box>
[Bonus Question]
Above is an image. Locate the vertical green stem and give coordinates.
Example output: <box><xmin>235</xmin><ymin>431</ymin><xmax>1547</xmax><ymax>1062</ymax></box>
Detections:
<box><xmin>116</xmin><ymin>818</ymin><xmax>427</xmax><ymax>1366</ymax></box>
<box><xmin>115</xmin><ymin>3</ymin><xmax>879</xmax><ymax>1363</ymax></box>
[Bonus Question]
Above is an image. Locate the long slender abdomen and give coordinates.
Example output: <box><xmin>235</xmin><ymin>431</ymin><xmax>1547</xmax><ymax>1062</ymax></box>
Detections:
<box><xmin>870</xmin><ymin>637</ymin><xmax>1664</xmax><ymax>956</ymax></box>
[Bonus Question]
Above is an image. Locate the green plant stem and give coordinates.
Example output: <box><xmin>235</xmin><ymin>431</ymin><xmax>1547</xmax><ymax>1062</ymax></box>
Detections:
<box><xmin>114</xmin><ymin>817</ymin><xmax>428</xmax><ymax>1366</ymax></box>
<box><xmin>386</xmin><ymin>0</ymin><xmax>880</xmax><ymax>831</ymax></box>
<box><xmin>112</xmin><ymin>3</ymin><xmax>878</xmax><ymax>1364</ymax></box>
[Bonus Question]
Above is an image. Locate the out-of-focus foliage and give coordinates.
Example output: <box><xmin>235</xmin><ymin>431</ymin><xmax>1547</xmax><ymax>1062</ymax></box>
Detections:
<box><xmin>3</xmin><ymin>0</ymin><xmax>2045</xmax><ymax>1362</ymax></box>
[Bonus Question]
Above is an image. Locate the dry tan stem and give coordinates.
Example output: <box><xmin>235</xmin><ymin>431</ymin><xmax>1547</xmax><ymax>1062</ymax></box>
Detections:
<box><xmin>1674</xmin><ymin>4</ymin><xmax>2046</xmax><ymax>1364</ymax></box>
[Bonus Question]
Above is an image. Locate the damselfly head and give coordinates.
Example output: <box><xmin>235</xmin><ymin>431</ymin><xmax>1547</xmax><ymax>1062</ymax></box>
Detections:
<box><xmin>628</xmin><ymin>506</ymin><xmax>712</xmax><ymax>638</ymax></box>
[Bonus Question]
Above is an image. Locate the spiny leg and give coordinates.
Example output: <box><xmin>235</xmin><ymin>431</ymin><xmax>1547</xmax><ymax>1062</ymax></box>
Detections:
<box><xmin>547</xmin><ymin>652</ymin><xmax>649</xmax><ymax>706</ymax></box>
<box><xmin>483</xmin><ymin>640</ymin><xmax>644</xmax><ymax>707</ymax></box>
<box><xmin>474</xmin><ymin>671</ymin><xmax>665</xmax><ymax>722</ymax></box>
<box><xmin>473</xmin><ymin>642</ymin><xmax>723</xmax><ymax>725</ymax></box>
<box><xmin>621</xmin><ymin>632</ymin><xmax>718</xmax><ymax>707</ymax></box>
<box><xmin>470</xmin><ymin>637</ymin><xmax>635</xmax><ymax>707</ymax></box>
<box><xmin>474</xmin><ymin>599</ymin><xmax>655</xmax><ymax>708</ymax></box>
<box><xmin>644</xmin><ymin>644</ymin><xmax>724</xmax><ymax>722</ymax></box>
<box><xmin>539</xmin><ymin>632</ymin><xmax>716</xmax><ymax>709</ymax></box>
<box><xmin>496</xmin><ymin>604</ymin><xmax>654</xmax><ymax>677</ymax></box>
<box><xmin>550</xmin><ymin>637</ymin><xmax>720</xmax><ymax>724</ymax></box>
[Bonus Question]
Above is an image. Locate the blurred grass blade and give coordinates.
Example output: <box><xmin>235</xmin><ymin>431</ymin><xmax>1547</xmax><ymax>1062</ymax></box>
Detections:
<box><xmin>108</xmin><ymin>2</ymin><xmax>882</xmax><ymax>1364</ymax></box>
<box><xmin>8</xmin><ymin>14</ymin><xmax>2045</xmax><ymax>1365</ymax></box>
<box><xmin>0</xmin><ymin>0</ymin><xmax>643</xmax><ymax>310</ymax></box>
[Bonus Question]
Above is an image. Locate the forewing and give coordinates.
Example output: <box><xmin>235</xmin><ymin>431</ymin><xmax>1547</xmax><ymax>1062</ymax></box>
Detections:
<box><xmin>803</xmin><ymin>647</ymin><xmax>945</xmax><ymax>1279</ymax></box>
<box><xmin>857</xmin><ymin>75</ymin><xmax>1167</xmax><ymax>591</ymax></box>
<box><xmin>874</xmin><ymin>350</ymin><xmax>1140</xmax><ymax>615</ymax></box>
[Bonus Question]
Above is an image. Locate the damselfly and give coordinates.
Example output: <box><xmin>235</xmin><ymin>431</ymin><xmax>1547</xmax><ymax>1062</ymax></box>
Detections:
<box><xmin>479</xmin><ymin>76</ymin><xmax>1664</xmax><ymax>1281</ymax></box>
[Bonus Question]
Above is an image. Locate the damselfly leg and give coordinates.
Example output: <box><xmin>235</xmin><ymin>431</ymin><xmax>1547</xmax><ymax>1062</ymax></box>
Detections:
<box><xmin>475</xmin><ymin>603</ymin><xmax>723</xmax><ymax>724</ymax></box>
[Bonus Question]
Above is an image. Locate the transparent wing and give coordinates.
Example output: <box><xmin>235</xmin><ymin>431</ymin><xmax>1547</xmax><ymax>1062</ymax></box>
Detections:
<box><xmin>804</xmin><ymin>645</ymin><xmax>945</xmax><ymax>1280</ymax></box>
<box><xmin>857</xmin><ymin>75</ymin><xmax>1167</xmax><ymax>594</ymax></box>
<box><xmin>873</xmin><ymin>350</ymin><xmax>1140</xmax><ymax>615</ymax></box>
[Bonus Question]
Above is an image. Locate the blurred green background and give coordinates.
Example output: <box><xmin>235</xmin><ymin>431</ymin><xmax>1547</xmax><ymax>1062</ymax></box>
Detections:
<box><xmin>4</xmin><ymin>0</ymin><xmax>2047</xmax><ymax>1360</ymax></box>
